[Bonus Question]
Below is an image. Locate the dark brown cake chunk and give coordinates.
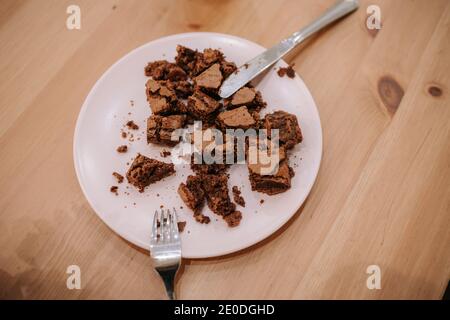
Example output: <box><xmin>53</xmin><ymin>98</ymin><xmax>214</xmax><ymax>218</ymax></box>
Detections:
<box><xmin>201</xmin><ymin>174</ymin><xmax>236</xmax><ymax>216</ymax></box>
<box><xmin>177</xmin><ymin>221</ymin><xmax>187</xmax><ymax>232</ymax></box>
<box><xmin>126</xmin><ymin>154</ymin><xmax>175</xmax><ymax>192</ymax></box>
<box><xmin>187</xmin><ymin>89</ymin><xmax>221</xmax><ymax>120</ymax></box>
<box><xmin>147</xmin><ymin>114</ymin><xmax>186</xmax><ymax>146</ymax></box>
<box><xmin>217</xmin><ymin>106</ymin><xmax>256</xmax><ymax>129</ymax></box>
<box><xmin>175</xmin><ymin>45</ymin><xmax>236</xmax><ymax>78</ymax></box>
<box><xmin>145</xmin><ymin>60</ymin><xmax>187</xmax><ymax>81</ymax></box>
<box><xmin>224</xmin><ymin>87</ymin><xmax>266</xmax><ymax>111</ymax></box>
<box><xmin>264</xmin><ymin>111</ymin><xmax>302</xmax><ymax>149</ymax></box>
<box><xmin>248</xmin><ymin>160</ymin><xmax>294</xmax><ymax>195</ymax></box>
<box><xmin>194</xmin><ymin>63</ymin><xmax>223</xmax><ymax>90</ymax></box>
<box><xmin>146</xmin><ymin>79</ymin><xmax>191</xmax><ymax>115</ymax></box>
<box><xmin>232</xmin><ymin>186</ymin><xmax>245</xmax><ymax>207</ymax></box>
<box><xmin>223</xmin><ymin>210</ymin><xmax>242</xmax><ymax>227</ymax></box>
<box><xmin>178</xmin><ymin>175</ymin><xmax>205</xmax><ymax>212</ymax></box>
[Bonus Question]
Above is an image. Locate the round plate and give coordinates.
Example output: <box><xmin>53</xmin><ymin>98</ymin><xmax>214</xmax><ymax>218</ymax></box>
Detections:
<box><xmin>73</xmin><ymin>32</ymin><xmax>322</xmax><ymax>258</ymax></box>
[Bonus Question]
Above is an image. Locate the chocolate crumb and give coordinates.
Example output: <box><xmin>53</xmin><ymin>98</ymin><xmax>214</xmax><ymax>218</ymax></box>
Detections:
<box><xmin>112</xmin><ymin>172</ymin><xmax>124</xmax><ymax>183</ymax></box>
<box><xmin>277</xmin><ymin>65</ymin><xmax>295</xmax><ymax>78</ymax></box>
<box><xmin>260</xmin><ymin>199</ymin><xmax>265</xmax><ymax>204</ymax></box>
<box><xmin>160</xmin><ymin>150</ymin><xmax>171</xmax><ymax>158</ymax></box>
<box><xmin>177</xmin><ymin>221</ymin><xmax>186</xmax><ymax>232</ymax></box>
<box><xmin>117</xmin><ymin>145</ymin><xmax>128</xmax><ymax>153</ymax></box>
<box><xmin>160</xmin><ymin>205</ymin><xmax>164</xmax><ymax>208</ymax></box>
<box><xmin>126</xmin><ymin>120</ymin><xmax>139</xmax><ymax>130</ymax></box>
<box><xmin>121</xmin><ymin>131</ymin><xmax>127</xmax><ymax>138</ymax></box>
<box><xmin>110</xmin><ymin>186</ymin><xmax>119</xmax><ymax>195</ymax></box>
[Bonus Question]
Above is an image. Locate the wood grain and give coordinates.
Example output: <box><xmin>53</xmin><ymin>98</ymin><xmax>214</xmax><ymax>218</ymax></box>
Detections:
<box><xmin>0</xmin><ymin>0</ymin><xmax>448</xmax><ymax>299</ymax></box>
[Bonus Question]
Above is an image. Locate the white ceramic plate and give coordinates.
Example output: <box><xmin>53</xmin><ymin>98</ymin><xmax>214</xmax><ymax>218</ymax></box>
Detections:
<box><xmin>74</xmin><ymin>32</ymin><xmax>322</xmax><ymax>258</ymax></box>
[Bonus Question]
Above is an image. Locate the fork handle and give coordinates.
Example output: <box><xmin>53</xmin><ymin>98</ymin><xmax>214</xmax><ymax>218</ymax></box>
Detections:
<box><xmin>157</xmin><ymin>267</ymin><xmax>178</xmax><ymax>300</ymax></box>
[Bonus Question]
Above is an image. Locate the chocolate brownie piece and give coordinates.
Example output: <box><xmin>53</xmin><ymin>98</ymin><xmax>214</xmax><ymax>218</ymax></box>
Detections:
<box><xmin>224</xmin><ymin>87</ymin><xmax>266</xmax><ymax>111</ymax></box>
<box><xmin>217</xmin><ymin>106</ymin><xmax>256</xmax><ymax>129</ymax></box>
<box><xmin>177</xmin><ymin>221</ymin><xmax>187</xmax><ymax>232</ymax></box>
<box><xmin>194</xmin><ymin>63</ymin><xmax>223</xmax><ymax>91</ymax></box>
<box><xmin>147</xmin><ymin>114</ymin><xmax>186</xmax><ymax>146</ymax></box>
<box><xmin>145</xmin><ymin>60</ymin><xmax>187</xmax><ymax>81</ymax></box>
<box><xmin>126</xmin><ymin>154</ymin><xmax>175</xmax><ymax>192</ymax></box>
<box><xmin>191</xmin><ymin>161</ymin><xmax>229</xmax><ymax>175</ymax></box>
<box><xmin>248</xmin><ymin>160</ymin><xmax>293</xmax><ymax>195</ymax></box>
<box><xmin>175</xmin><ymin>45</ymin><xmax>236</xmax><ymax>78</ymax></box>
<box><xmin>223</xmin><ymin>210</ymin><xmax>242</xmax><ymax>227</ymax></box>
<box><xmin>187</xmin><ymin>89</ymin><xmax>221</xmax><ymax>120</ymax></box>
<box><xmin>175</xmin><ymin>45</ymin><xmax>200</xmax><ymax>75</ymax></box>
<box><xmin>232</xmin><ymin>186</ymin><xmax>245</xmax><ymax>207</ymax></box>
<box><xmin>201</xmin><ymin>174</ymin><xmax>236</xmax><ymax>216</ymax></box>
<box><xmin>220</xmin><ymin>60</ymin><xmax>237</xmax><ymax>78</ymax></box>
<box><xmin>264</xmin><ymin>111</ymin><xmax>302</xmax><ymax>149</ymax></box>
<box><xmin>146</xmin><ymin>79</ymin><xmax>191</xmax><ymax>115</ymax></box>
<box><xmin>178</xmin><ymin>175</ymin><xmax>205</xmax><ymax>213</ymax></box>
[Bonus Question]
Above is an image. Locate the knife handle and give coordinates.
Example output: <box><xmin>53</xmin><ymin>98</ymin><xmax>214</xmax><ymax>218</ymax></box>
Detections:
<box><xmin>290</xmin><ymin>0</ymin><xmax>359</xmax><ymax>45</ymax></box>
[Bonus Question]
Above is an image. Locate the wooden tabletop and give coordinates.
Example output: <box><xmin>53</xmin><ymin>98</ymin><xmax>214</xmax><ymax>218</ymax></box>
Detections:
<box><xmin>0</xmin><ymin>0</ymin><xmax>449</xmax><ymax>299</ymax></box>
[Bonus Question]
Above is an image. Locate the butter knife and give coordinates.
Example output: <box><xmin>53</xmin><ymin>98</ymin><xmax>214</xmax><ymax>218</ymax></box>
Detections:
<box><xmin>218</xmin><ymin>0</ymin><xmax>359</xmax><ymax>99</ymax></box>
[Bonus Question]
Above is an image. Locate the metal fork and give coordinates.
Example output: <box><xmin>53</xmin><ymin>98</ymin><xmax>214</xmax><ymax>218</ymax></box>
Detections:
<box><xmin>150</xmin><ymin>208</ymin><xmax>182</xmax><ymax>300</ymax></box>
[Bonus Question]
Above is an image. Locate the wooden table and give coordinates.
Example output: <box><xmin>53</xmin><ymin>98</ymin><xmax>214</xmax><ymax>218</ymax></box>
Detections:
<box><xmin>0</xmin><ymin>0</ymin><xmax>449</xmax><ymax>299</ymax></box>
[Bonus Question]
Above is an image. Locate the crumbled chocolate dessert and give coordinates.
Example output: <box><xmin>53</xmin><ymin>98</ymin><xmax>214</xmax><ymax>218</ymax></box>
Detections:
<box><xmin>194</xmin><ymin>63</ymin><xmax>223</xmax><ymax>90</ymax></box>
<box><xmin>187</xmin><ymin>89</ymin><xmax>221</xmax><ymax>120</ymax></box>
<box><xmin>191</xmin><ymin>161</ymin><xmax>229</xmax><ymax>175</ymax></box>
<box><xmin>112</xmin><ymin>172</ymin><xmax>124</xmax><ymax>183</ymax></box>
<box><xmin>194</xmin><ymin>213</ymin><xmax>211</xmax><ymax>224</ymax></box>
<box><xmin>147</xmin><ymin>114</ymin><xmax>186</xmax><ymax>146</ymax></box>
<box><xmin>177</xmin><ymin>221</ymin><xmax>186</xmax><ymax>232</ymax></box>
<box><xmin>264</xmin><ymin>111</ymin><xmax>302</xmax><ymax>149</ymax></box>
<box><xmin>145</xmin><ymin>60</ymin><xmax>187</xmax><ymax>81</ymax></box>
<box><xmin>217</xmin><ymin>106</ymin><xmax>256</xmax><ymax>129</ymax></box>
<box><xmin>232</xmin><ymin>186</ymin><xmax>245</xmax><ymax>207</ymax></box>
<box><xmin>126</xmin><ymin>120</ymin><xmax>139</xmax><ymax>130</ymax></box>
<box><xmin>223</xmin><ymin>210</ymin><xmax>242</xmax><ymax>227</ymax></box>
<box><xmin>224</xmin><ymin>87</ymin><xmax>266</xmax><ymax>111</ymax></box>
<box><xmin>126</xmin><ymin>154</ymin><xmax>175</xmax><ymax>192</ymax></box>
<box><xmin>201</xmin><ymin>174</ymin><xmax>236</xmax><ymax>216</ymax></box>
<box><xmin>175</xmin><ymin>45</ymin><xmax>236</xmax><ymax>78</ymax></box>
<box><xmin>110</xmin><ymin>186</ymin><xmax>119</xmax><ymax>195</ymax></box>
<box><xmin>160</xmin><ymin>150</ymin><xmax>171</xmax><ymax>158</ymax></box>
<box><xmin>117</xmin><ymin>145</ymin><xmax>128</xmax><ymax>153</ymax></box>
<box><xmin>146</xmin><ymin>79</ymin><xmax>191</xmax><ymax>115</ymax></box>
<box><xmin>277</xmin><ymin>65</ymin><xmax>295</xmax><ymax>78</ymax></box>
<box><xmin>249</xmin><ymin>160</ymin><xmax>294</xmax><ymax>195</ymax></box>
<box><xmin>220</xmin><ymin>60</ymin><xmax>237</xmax><ymax>78</ymax></box>
<box><xmin>178</xmin><ymin>175</ymin><xmax>205</xmax><ymax>213</ymax></box>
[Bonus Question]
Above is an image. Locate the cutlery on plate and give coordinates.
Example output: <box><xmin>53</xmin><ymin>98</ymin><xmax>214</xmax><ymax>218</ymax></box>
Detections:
<box><xmin>219</xmin><ymin>0</ymin><xmax>359</xmax><ymax>98</ymax></box>
<box><xmin>150</xmin><ymin>208</ymin><xmax>182</xmax><ymax>300</ymax></box>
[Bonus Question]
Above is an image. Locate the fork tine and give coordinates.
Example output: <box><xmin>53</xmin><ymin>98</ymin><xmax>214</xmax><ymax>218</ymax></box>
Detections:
<box><xmin>171</xmin><ymin>207</ymin><xmax>180</xmax><ymax>240</ymax></box>
<box><xmin>160</xmin><ymin>209</ymin><xmax>168</xmax><ymax>242</ymax></box>
<box><xmin>152</xmin><ymin>210</ymin><xmax>159</xmax><ymax>241</ymax></box>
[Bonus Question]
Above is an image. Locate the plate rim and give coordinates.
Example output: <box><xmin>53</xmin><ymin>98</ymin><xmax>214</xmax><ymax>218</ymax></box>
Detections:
<box><xmin>73</xmin><ymin>32</ymin><xmax>323</xmax><ymax>259</ymax></box>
